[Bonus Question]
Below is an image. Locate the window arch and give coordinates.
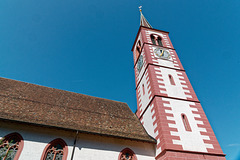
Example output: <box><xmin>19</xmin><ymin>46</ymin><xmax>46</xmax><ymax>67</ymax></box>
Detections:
<box><xmin>150</xmin><ymin>35</ymin><xmax>156</xmax><ymax>45</ymax></box>
<box><xmin>181</xmin><ymin>114</ymin><xmax>192</xmax><ymax>131</ymax></box>
<box><xmin>41</xmin><ymin>138</ymin><xmax>68</xmax><ymax>160</ymax></box>
<box><xmin>168</xmin><ymin>74</ymin><xmax>175</xmax><ymax>85</ymax></box>
<box><xmin>150</xmin><ymin>34</ymin><xmax>163</xmax><ymax>47</ymax></box>
<box><xmin>118</xmin><ymin>148</ymin><xmax>137</xmax><ymax>160</ymax></box>
<box><xmin>157</xmin><ymin>36</ymin><xmax>163</xmax><ymax>47</ymax></box>
<box><xmin>0</xmin><ymin>132</ymin><xmax>24</xmax><ymax>160</ymax></box>
<box><xmin>136</xmin><ymin>41</ymin><xmax>142</xmax><ymax>58</ymax></box>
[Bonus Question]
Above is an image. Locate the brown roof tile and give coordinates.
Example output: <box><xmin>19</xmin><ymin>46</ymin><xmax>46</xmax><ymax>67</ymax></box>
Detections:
<box><xmin>0</xmin><ymin>77</ymin><xmax>156</xmax><ymax>143</ymax></box>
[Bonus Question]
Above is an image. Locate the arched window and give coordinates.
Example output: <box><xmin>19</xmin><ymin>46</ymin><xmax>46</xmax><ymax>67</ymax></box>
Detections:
<box><xmin>157</xmin><ymin>37</ymin><xmax>163</xmax><ymax>47</ymax></box>
<box><xmin>168</xmin><ymin>74</ymin><xmax>175</xmax><ymax>85</ymax></box>
<box><xmin>137</xmin><ymin>40</ymin><xmax>141</xmax><ymax>48</ymax></box>
<box><xmin>136</xmin><ymin>41</ymin><xmax>142</xmax><ymax>59</ymax></box>
<box><xmin>0</xmin><ymin>132</ymin><xmax>24</xmax><ymax>160</ymax></box>
<box><xmin>136</xmin><ymin>47</ymin><xmax>141</xmax><ymax>58</ymax></box>
<box><xmin>181</xmin><ymin>114</ymin><xmax>192</xmax><ymax>131</ymax></box>
<box><xmin>118</xmin><ymin>148</ymin><xmax>137</xmax><ymax>160</ymax></box>
<box><xmin>150</xmin><ymin>35</ymin><xmax>156</xmax><ymax>45</ymax></box>
<box><xmin>41</xmin><ymin>138</ymin><xmax>68</xmax><ymax>160</ymax></box>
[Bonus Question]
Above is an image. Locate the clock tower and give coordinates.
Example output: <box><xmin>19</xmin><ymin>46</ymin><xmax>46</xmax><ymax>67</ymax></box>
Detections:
<box><xmin>132</xmin><ymin>9</ymin><xmax>226</xmax><ymax>160</ymax></box>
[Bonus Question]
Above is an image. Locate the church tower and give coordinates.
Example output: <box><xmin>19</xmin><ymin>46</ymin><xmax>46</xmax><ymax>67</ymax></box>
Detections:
<box><xmin>132</xmin><ymin>9</ymin><xmax>226</xmax><ymax>160</ymax></box>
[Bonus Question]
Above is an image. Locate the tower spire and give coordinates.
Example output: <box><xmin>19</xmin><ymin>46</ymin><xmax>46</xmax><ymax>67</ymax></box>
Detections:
<box><xmin>139</xmin><ymin>6</ymin><xmax>152</xmax><ymax>28</ymax></box>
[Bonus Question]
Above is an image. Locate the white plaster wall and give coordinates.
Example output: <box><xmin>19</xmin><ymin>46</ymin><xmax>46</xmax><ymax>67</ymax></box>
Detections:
<box><xmin>0</xmin><ymin>121</ymin><xmax>156</xmax><ymax>160</ymax></box>
<box><xmin>141</xmin><ymin>103</ymin><xmax>161</xmax><ymax>156</ymax></box>
<box><xmin>162</xmin><ymin>98</ymin><xmax>213</xmax><ymax>152</ymax></box>
<box><xmin>0</xmin><ymin>121</ymin><xmax>75</xmax><ymax>160</ymax></box>
<box><xmin>137</xmin><ymin>69</ymin><xmax>152</xmax><ymax>115</ymax></box>
<box><xmin>155</xmin><ymin>67</ymin><xmax>192</xmax><ymax>99</ymax></box>
<box><xmin>73</xmin><ymin>134</ymin><xmax>155</xmax><ymax>160</ymax></box>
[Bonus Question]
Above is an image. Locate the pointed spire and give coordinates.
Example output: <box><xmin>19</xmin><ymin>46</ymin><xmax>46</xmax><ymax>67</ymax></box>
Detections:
<box><xmin>139</xmin><ymin>6</ymin><xmax>152</xmax><ymax>28</ymax></box>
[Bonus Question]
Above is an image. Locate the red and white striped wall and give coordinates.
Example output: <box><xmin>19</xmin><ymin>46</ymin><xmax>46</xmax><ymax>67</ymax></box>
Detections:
<box><xmin>132</xmin><ymin>26</ymin><xmax>225</xmax><ymax>160</ymax></box>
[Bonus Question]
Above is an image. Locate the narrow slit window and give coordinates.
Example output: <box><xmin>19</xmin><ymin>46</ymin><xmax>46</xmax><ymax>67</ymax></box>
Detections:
<box><xmin>157</xmin><ymin>37</ymin><xmax>163</xmax><ymax>46</ymax></box>
<box><xmin>150</xmin><ymin>35</ymin><xmax>156</xmax><ymax>45</ymax></box>
<box><xmin>168</xmin><ymin>74</ymin><xmax>175</xmax><ymax>85</ymax></box>
<box><xmin>181</xmin><ymin>114</ymin><xmax>192</xmax><ymax>131</ymax></box>
<box><xmin>142</xmin><ymin>84</ymin><xmax>145</xmax><ymax>95</ymax></box>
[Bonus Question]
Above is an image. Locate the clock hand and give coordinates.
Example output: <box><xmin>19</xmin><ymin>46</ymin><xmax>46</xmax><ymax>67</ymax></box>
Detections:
<box><xmin>160</xmin><ymin>49</ymin><xmax>164</xmax><ymax>56</ymax></box>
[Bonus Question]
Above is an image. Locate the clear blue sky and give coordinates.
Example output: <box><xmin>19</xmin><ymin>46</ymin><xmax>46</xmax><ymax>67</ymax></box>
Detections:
<box><xmin>0</xmin><ymin>0</ymin><xmax>239</xmax><ymax>159</ymax></box>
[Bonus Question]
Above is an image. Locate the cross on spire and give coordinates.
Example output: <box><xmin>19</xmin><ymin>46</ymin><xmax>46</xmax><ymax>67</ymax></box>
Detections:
<box><xmin>139</xmin><ymin>6</ymin><xmax>152</xmax><ymax>28</ymax></box>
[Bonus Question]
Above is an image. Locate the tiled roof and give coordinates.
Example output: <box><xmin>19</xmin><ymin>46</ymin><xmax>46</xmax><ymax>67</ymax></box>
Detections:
<box><xmin>0</xmin><ymin>77</ymin><xmax>156</xmax><ymax>143</ymax></box>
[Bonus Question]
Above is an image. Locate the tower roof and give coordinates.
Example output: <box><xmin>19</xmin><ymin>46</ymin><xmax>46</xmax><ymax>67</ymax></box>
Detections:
<box><xmin>139</xmin><ymin>6</ymin><xmax>152</xmax><ymax>28</ymax></box>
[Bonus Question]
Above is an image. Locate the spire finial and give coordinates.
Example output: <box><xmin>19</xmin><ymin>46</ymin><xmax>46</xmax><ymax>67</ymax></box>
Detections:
<box><xmin>139</xmin><ymin>6</ymin><xmax>142</xmax><ymax>12</ymax></box>
<box><xmin>139</xmin><ymin>7</ymin><xmax>152</xmax><ymax>28</ymax></box>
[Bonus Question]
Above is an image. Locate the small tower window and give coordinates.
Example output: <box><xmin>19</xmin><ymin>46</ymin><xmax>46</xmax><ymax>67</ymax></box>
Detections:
<box><xmin>0</xmin><ymin>132</ymin><xmax>24</xmax><ymax>160</ymax></box>
<box><xmin>142</xmin><ymin>84</ymin><xmax>145</xmax><ymax>95</ymax></box>
<box><xmin>168</xmin><ymin>74</ymin><xmax>175</xmax><ymax>85</ymax></box>
<box><xmin>157</xmin><ymin>37</ymin><xmax>163</xmax><ymax>47</ymax></box>
<box><xmin>150</xmin><ymin>35</ymin><xmax>156</xmax><ymax>45</ymax></box>
<box><xmin>41</xmin><ymin>138</ymin><xmax>68</xmax><ymax>160</ymax></box>
<box><xmin>137</xmin><ymin>40</ymin><xmax>141</xmax><ymax>48</ymax></box>
<box><xmin>136</xmin><ymin>47</ymin><xmax>141</xmax><ymax>56</ymax></box>
<box><xmin>136</xmin><ymin>41</ymin><xmax>142</xmax><ymax>59</ymax></box>
<box><xmin>181</xmin><ymin>114</ymin><xmax>192</xmax><ymax>131</ymax></box>
<box><xmin>118</xmin><ymin>148</ymin><xmax>137</xmax><ymax>160</ymax></box>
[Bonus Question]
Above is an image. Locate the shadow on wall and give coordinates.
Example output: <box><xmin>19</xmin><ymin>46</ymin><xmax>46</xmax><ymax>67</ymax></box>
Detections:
<box><xmin>0</xmin><ymin>120</ymin><xmax>156</xmax><ymax>158</ymax></box>
<box><xmin>75</xmin><ymin>132</ymin><xmax>156</xmax><ymax>157</ymax></box>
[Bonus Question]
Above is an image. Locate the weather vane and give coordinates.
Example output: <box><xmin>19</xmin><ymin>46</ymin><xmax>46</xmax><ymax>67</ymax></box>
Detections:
<box><xmin>139</xmin><ymin>6</ymin><xmax>142</xmax><ymax>12</ymax></box>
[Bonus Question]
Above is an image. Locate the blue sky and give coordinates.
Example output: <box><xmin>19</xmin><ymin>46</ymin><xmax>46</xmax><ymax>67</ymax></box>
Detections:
<box><xmin>0</xmin><ymin>0</ymin><xmax>239</xmax><ymax>159</ymax></box>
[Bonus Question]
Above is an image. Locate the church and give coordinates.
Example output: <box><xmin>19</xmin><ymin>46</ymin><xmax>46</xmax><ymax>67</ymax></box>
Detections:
<box><xmin>0</xmin><ymin>9</ymin><xmax>226</xmax><ymax>160</ymax></box>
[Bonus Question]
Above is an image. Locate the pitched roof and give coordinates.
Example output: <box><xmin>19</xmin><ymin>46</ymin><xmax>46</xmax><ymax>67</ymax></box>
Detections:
<box><xmin>0</xmin><ymin>77</ymin><xmax>156</xmax><ymax>143</ymax></box>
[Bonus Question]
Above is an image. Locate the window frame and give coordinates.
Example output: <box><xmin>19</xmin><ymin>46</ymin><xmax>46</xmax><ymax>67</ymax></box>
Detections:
<box><xmin>181</xmin><ymin>114</ymin><xmax>192</xmax><ymax>132</ymax></box>
<box><xmin>118</xmin><ymin>148</ymin><xmax>137</xmax><ymax>160</ymax></box>
<box><xmin>168</xmin><ymin>74</ymin><xmax>176</xmax><ymax>85</ymax></box>
<box><xmin>150</xmin><ymin>34</ymin><xmax>163</xmax><ymax>47</ymax></box>
<box><xmin>0</xmin><ymin>132</ymin><xmax>24</xmax><ymax>160</ymax></box>
<box><xmin>40</xmin><ymin>138</ymin><xmax>68</xmax><ymax>160</ymax></box>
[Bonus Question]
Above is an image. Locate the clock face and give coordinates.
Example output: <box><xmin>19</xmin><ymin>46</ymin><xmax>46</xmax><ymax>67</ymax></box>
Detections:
<box><xmin>154</xmin><ymin>48</ymin><xmax>171</xmax><ymax>60</ymax></box>
<box><xmin>137</xmin><ymin>55</ymin><xmax>143</xmax><ymax>73</ymax></box>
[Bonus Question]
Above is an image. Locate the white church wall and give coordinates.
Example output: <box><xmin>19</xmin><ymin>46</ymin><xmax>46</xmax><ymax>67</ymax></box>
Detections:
<box><xmin>74</xmin><ymin>133</ymin><xmax>155</xmax><ymax>160</ymax></box>
<box><xmin>0</xmin><ymin>121</ymin><xmax>156</xmax><ymax>160</ymax></box>
<box><xmin>0</xmin><ymin>121</ymin><xmax>75</xmax><ymax>160</ymax></box>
